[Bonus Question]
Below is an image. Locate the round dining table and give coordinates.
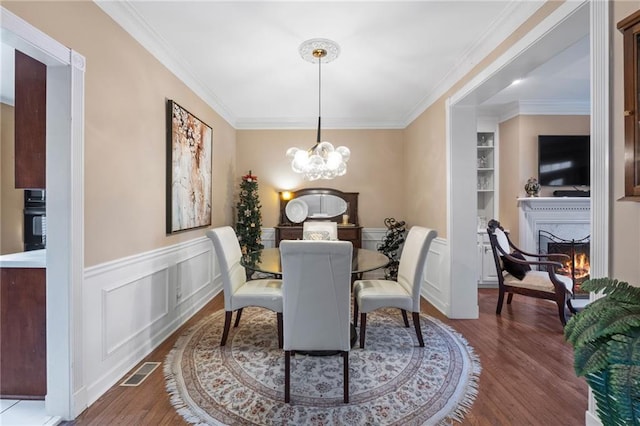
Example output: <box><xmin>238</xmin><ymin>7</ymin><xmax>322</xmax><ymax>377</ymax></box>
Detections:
<box><xmin>240</xmin><ymin>246</ymin><xmax>389</xmax><ymax>355</ymax></box>
<box><xmin>241</xmin><ymin>247</ymin><xmax>390</xmax><ymax>278</ymax></box>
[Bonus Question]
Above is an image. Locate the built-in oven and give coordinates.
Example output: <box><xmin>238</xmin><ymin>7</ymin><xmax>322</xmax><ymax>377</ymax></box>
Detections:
<box><xmin>24</xmin><ymin>190</ymin><xmax>46</xmax><ymax>251</ymax></box>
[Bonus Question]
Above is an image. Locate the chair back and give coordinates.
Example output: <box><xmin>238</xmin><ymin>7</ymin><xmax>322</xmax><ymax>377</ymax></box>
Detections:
<box><xmin>280</xmin><ymin>240</ymin><xmax>352</xmax><ymax>351</ymax></box>
<box><xmin>303</xmin><ymin>221</ymin><xmax>338</xmax><ymax>240</ymax></box>
<box><xmin>486</xmin><ymin>220</ymin><xmax>508</xmax><ymax>284</ymax></box>
<box><xmin>396</xmin><ymin>226</ymin><xmax>438</xmax><ymax>312</ymax></box>
<box><xmin>206</xmin><ymin>226</ymin><xmax>246</xmax><ymax>309</ymax></box>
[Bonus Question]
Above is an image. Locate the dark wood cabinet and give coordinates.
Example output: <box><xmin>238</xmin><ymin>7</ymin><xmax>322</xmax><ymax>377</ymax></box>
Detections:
<box><xmin>275</xmin><ymin>225</ymin><xmax>362</xmax><ymax>248</ymax></box>
<box><xmin>14</xmin><ymin>50</ymin><xmax>46</xmax><ymax>189</ymax></box>
<box><xmin>618</xmin><ymin>10</ymin><xmax>640</xmax><ymax>199</ymax></box>
<box><xmin>275</xmin><ymin>188</ymin><xmax>362</xmax><ymax>247</ymax></box>
<box><xmin>0</xmin><ymin>268</ymin><xmax>47</xmax><ymax>399</ymax></box>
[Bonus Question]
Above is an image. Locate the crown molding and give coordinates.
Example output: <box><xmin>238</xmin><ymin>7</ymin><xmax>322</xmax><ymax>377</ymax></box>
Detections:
<box><xmin>402</xmin><ymin>0</ymin><xmax>546</xmax><ymax>127</ymax></box>
<box><xmin>95</xmin><ymin>1</ymin><xmax>237</xmax><ymax>127</ymax></box>
<box><xmin>492</xmin><ymin>99</ymin><xmax>590</xmax><ymax>123</ymax></box>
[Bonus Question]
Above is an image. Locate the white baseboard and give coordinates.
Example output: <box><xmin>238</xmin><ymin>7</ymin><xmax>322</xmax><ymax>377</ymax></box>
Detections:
<box><xmin>80</xmin><ymin>236</ymin><xmax>220</xmax><ymax>408</ymax></box>
<box><xmin>585</xmin><ymin>409</ymin><xmax>601</xmax><ymax>426</ymax></box>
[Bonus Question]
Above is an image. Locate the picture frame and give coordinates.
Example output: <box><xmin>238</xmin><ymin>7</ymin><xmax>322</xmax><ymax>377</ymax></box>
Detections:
<box><xmin>166</xmin><ymin>99</ymin><xmax>212</xmax><ymax>233</ymax></box>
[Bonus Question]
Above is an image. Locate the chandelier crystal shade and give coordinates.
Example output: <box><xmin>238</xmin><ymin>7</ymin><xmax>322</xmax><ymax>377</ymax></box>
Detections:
<box><xmin>286</xmin><ymin>39</ymin><xmax>350</xmax><ymax>181</ymax></box>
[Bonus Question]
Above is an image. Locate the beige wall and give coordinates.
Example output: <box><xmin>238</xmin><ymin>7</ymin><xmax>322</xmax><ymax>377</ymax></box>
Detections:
<box><xmin>612</xmin><ymin>1</ymin><xmax>640</xmax><ymax>283</ymax></box>
<box><xmin>403</xmin><ymin>98</ymin><xmax>447</xmax><ymax>236</ymax></box>
<box><xmin>0</xmin><ymin>103</ymin><xmax>23</xmax><ymax>254</ymax></box>
<box><xmin>498</xmin><ymin>115</ymin><xmax>590</xmax><ymax>243</ymax></box>
<box><xmin>403</xmin><ymin>2</ymin><xmax>564</xmax><ymax>240</ymax></box>
<box><xmin>236</xmin><ymin>129</ymin><xmax>405</xmax><ymax>228</ymax></box>
<box><xmin>5</xmin><ymin>1</ymin><xmax>237</xmax><ymax>267</ymax></box>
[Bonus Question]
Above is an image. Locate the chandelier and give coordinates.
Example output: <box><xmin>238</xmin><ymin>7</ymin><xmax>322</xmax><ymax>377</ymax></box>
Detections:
<box><xmin>286</xmin><ymin>39</ymin><xmax>350</xmax><ymax>181</ymax></box>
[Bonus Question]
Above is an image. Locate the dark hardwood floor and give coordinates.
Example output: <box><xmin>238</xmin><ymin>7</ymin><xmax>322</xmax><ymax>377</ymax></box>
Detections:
<box><xmin>65</xmin><ymin>289</ymin><xmax>587</xmax><ymax>425</ymax></box>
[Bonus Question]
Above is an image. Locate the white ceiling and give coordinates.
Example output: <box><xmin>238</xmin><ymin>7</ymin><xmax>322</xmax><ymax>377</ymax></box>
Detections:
<box><xmin>2</xmin><ymin>2</ymin><xmax>590</xmax><ymax>129</ymax></box>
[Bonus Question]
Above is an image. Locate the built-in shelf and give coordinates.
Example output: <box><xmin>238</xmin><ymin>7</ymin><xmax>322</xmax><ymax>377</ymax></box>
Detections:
<box><xmin>477</xmin><ymin>124</ymin><xmax>499</xmax><ymax>285</ymax></box>
<box><xmin>477</xmin><ymin>131</ymin><xmax>496</xmax><ymax>228</ymax></box>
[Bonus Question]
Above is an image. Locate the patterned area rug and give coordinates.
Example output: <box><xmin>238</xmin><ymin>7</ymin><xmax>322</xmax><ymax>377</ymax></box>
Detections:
<box><xmin>165</xmin><ymin>307</ymin><xmax>481</xmax><ymax>425</ymax></box>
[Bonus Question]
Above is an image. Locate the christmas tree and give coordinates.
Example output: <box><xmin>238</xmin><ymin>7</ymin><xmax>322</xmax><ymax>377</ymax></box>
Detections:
<box><xmin>235</xmin><ymin>171</ymin><xmax>263</xmax><ymax>264</ymax></box>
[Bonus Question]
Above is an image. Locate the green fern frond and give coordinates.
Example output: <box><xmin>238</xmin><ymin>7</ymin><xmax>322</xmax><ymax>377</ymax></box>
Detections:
<box><xmin>608</xmin><ymin>332</ymin><xmax>640</xmax><ymax>364</ymax></box>
<box><xmin>565</xmin><ymin>300</ymin><xmax>623</xmax><ymax>345</ymax></box>
<box><xmin>591</xmin><ymin>308</ymin><xmax>640</xmax><ymax>342</ymax></box>
<box><xmin>609</xmin><ymin>364</ymin><xmax>640</xmax><ymax>425</ymax></box>
<box><xmin>565</xmin><ymin>301</ymin><xmax>640</xmax><ymax>347</ymax></box>
<box><xmin>586</xmin><ymin>370</ymin><xmax>621</xmax><ymax>426</ymax></box>
<box><xmin>573</xmin><ymin>339</ymin><xmax>610</xmax><ymax>376</ymax></box>
<box><xmin>582</xmin><ymin>278</ymin><xmax>640</xmax><ymax>302</ymax></box>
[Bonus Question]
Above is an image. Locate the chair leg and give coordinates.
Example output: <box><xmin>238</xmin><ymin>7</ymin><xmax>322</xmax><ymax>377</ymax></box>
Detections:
<box><xmin>412</xmin><ymin>312</ymin><xmax>425</xmax><ymax>347</ymax></box>
<box><xmin>567</xmin><ymin>298</ymin><xmax>577</xmax><ymax>314</ymax></box>
<box><xmin>401</xmin><ymin>309</ymin><xmax>410</xmax><ymax>327</ymax></box>
<box><xmin>353</xmin><ymin>299</ymin><xmax>359</xmax><ymax>327</ymax></box>
<box><xmin>277</xmin><ymin>312</ymin><xmax>283</xmax><ymax>349</ymax></box>
<box><xmin>556</xmin><ymin>294</ymin><xmax>568</xmax><ymax>326</ymax></box>
<box><xmin>285</xmin><ymin>350</ymin><xmax>291</xmax><ymax>403</ymax></box>
<box><xmin>506</xmin><ymin>293</ymin><xmax>514</xmax><ymax>305</ymax></box>
<box><xmin>220</xmin><ymin>311</ymin><xmax>233</xmax><ymax>346</ymax></box>
<box><xmin>496</xmin><ymin>288</ymin><xmax>505</xmax><ymax>315</ymax></box>
<box><xmin>234</xmin><ymin>308</ymin><xmax>243</xmax><ymax>327</ymax></box>
<box><xmin>342</xmin><ymin>351</ymin><xmax>349</xmax><ymax>403</ymax></box>
<box><xmin>359</xmin><ymin>313</ymin><xmax>367</xmax><ymax>349</ymax></box>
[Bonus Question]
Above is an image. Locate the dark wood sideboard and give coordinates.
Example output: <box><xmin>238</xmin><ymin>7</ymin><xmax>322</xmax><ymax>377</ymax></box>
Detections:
<box><xmin>275</xmin><ymin>188</ymin><xmax>362</xmax><ymax>248</ymax></box>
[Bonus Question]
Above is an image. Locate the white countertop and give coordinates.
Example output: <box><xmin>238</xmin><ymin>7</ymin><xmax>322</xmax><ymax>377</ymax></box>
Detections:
<box><xmin>0</xmin><ymin>249</ymin><xmax>46</xmax><ymax>268</ymax></box>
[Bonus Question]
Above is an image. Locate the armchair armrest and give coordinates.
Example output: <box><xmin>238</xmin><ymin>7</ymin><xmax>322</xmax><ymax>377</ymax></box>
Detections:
<box><xmin>501</xmin><ymin>252</ymin><xmax>571</xmax><ymax>294</ymax></box>
<box><xmin>512</xmin><ymin>249</ymin><xmax>570</xmax><ymax>261</ymax></box>
<box><xmin>501</xmin><ymin>252</ymin><xmax>564</xmax><ymax>270</ymax></box>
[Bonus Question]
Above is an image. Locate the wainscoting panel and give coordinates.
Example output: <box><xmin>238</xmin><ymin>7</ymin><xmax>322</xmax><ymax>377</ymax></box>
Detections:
<box><xmin>82</xmin><ymin>236</ymin><xmax>220</xmax><ymax>406</ymax></box>
<box><xmin>102</xmin><ymin>269</ymin><xmax>169</xmax><ymax>357</ymax></box>
<box><xmin>361</xmin><ymin>228</ymin><xmax>386</xmax><ymax>251</ymax></box>
<box><xmin>261</xmin><ymin>228</ymin><xmax>276</xmax><ymax>248</ymax></box>
<box><xmin>421</xmin><ymin>237</ymin><xmax>450</xmax><ymax>315</ymax></box>
<box><xmin>176</xmin><ymin>249</ymin><xmax>213</xmax><ymax>306</ymax></box>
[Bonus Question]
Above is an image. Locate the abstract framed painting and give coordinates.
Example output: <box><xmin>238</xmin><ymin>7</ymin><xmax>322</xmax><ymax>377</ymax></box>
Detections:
<box><xmin>166</xmin><ymin>100</ymin><xmax>212</xmax><ymax>234</ymax></box>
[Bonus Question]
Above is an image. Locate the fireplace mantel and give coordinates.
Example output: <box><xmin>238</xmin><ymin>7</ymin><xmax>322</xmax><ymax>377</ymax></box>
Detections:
<box><xmin>517</xmin><ymin>197</ymin><xmax>590</xmax><ymax>212</ymax></box>
<box><xmin>517</xmin><ymin>197</ymin><xmax>590</xmax><ymax>253</ymax></box>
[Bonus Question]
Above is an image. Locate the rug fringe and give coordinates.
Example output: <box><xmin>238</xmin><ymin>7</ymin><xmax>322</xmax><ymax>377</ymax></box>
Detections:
<box><xmin>427</xmin><ymin>316</ymin><xmax>483</xmax><ymax>425</ymax></box>
<box><xmin>164</xmin><ymin>325</ymin><xmax>216</xmax><ymax>426</ymax></box>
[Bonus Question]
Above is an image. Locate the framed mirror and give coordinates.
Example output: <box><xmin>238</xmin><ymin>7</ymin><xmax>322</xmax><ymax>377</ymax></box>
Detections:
<box><xmin>297</xmin><ymin>193</ymin><xmax>347</xmax><ymax>219</ymax></box>
<box><xmin>279</xmin><ymin>188</ymin><xmax>358</xmax><ymax>225</ymax></box>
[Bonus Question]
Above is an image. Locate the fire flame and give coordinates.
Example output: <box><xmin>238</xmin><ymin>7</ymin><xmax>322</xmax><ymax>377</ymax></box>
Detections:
<box><xmin>558</xmin><ymin>253</ymin><xmax>590</xmax><ymax>280</ymax></box>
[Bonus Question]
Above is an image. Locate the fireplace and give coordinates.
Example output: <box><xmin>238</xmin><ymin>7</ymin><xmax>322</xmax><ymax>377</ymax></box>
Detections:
<box><xmin>539</xmin><ymin>230</ymin><xmax>590</xmax><ymax>297</ymax></box>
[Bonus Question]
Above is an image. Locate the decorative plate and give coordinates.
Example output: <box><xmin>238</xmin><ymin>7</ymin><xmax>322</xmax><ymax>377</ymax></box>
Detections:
<box><xmin>285</xmin><ymin>199</ymin><xmax>309</xmax><ymax>223</ymax></box>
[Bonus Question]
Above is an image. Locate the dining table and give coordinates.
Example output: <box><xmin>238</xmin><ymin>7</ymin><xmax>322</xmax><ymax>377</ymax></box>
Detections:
<box><xmin>240</xmin><ymin>246</ymin><xmax>390</xmax><ymax>355</ymax></box>
<box><xmin>240</xmin><ymin>246</ymin><xmax>390</xmax><ymax>279</ymax></box>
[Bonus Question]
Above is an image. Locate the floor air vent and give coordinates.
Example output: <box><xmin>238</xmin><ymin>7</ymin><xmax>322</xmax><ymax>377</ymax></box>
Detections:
<box><xmin>120</xmin><ymin>362</ymin><xmax>160</xmax><ymax>387</ymax></box>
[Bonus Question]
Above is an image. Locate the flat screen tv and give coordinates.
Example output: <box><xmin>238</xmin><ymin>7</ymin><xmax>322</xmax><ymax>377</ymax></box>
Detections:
<box><xmin>538</xmin><ymin>135</ymin><xmax>590</xmax><ymax>186</ymax></box>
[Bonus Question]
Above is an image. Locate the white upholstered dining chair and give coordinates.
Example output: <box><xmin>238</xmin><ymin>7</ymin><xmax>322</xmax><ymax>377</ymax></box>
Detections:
<box><xmin>353</xmin><ymin>226</ymin><xmax>437</xmax><ymax>349</ymax></box>
<box><xmin>280</xmin><ymin>240</ymin><xmax>352</xmax><ymax>403</ymax></box>
<box><xmin>206</xmin><ymin>226</ymin><xmax>283</xmax><ymax>347</ymax></box>
<box><xmin>302</xmin><ymin>221</ymin><xmax>338</xmax><ymax>240</ymax></box>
